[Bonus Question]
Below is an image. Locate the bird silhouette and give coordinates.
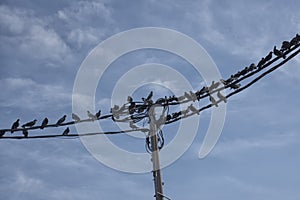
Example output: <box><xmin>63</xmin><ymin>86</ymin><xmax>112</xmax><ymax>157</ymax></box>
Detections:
<box><xmin>87</xmin><ymin>111</ymin><xmax>97</xmax><ymax>120</ymax></box>
<box><xmin>72</xmin><ymin>113</ymin><xmax>81</xmax><ymax>122</ymax></box>
<box><xmin>22</xmin><ymin>119</ymin><xmax>37</xmax><ymax>128</ymax></box>
<box><xmin>229</xmin><ymin>83</ymin><xmax>241</xmax><ymax>89</ymax></box>
<box><xmin>146</xmin><ymin>91</ymin><xmax>153</xmax><ymax>101</ymax></box>
<box><xmin>22</xmin><ymin>129</ymin><xmax>28</xmax><ymax>138</ymax></box>
<box><xmin>11</xmin><ymin>119</ymin><xmax>20</xmax><ymax>133</ymax></box>
<box><xmin>281</xmin><ymin>41</ymin><xmax>291</xmax><ymax>51</ymax></box>
<box><xmin>217</xmin><ymin>91</ymin><xmax>227</xmax><ymax>103</ymax></box>
<box><xmin>257</xmin><ymin>57</ymin><xmax>265</xmax><ymax>68</ymax></box>
<box><xmin>290</xmin><ymin>34</ymin><xmax>300</xmax><ymax>46</ymax></box>
<box><xmin>40</xmin><ymin>118</ymin><xmax>48</xmax><ymax>129</ymax></box>
<box><xmin>249</xmin><ymin>63</ymin><xmax>256</xmax><ymax>71</ymax></box>
<box><xmin>264</xmin><ymin>51</ymin><xmax>272</xmax><ymax>62</ymax></box>
<box><xmin>62</xmin><ymin>127</ymin><xmax>70</xmax><ymax>135</ymax></box>
<box><xmin>0</xmin><ymin>130</ymin><xmax>5</xmax><ymax>137</ymax></box>
<box><xmin>127</xmin><ymin>96</ymin><xmax>133</xmax><ymax>103</ymax></box>
<box><xmin>95</xmin><ymin>110</ymin><xmax>101</xmax><ymax>119</ymax></box>
<box><xmin>188</xmin><ymin>104</ymin><xmax>199</xmax><ymax>115</ymax></box>
<box><xmin>273</xmin><ymin>46</ymin><xmax>286</xmax><ymax>59</ymax></box>
<box><xmin>56</xmin><ymin>115</ymin><xmax>66</xmax><ymax>126</ymax></box>
<box><xmin>209</xmin><ymin>95</ymin><xmax>218</xmax><ymax>107</ymax></box>
<box><xmin>129</xmin><ymin>121</ymin><xmax>138</xmax><ymax>130</ymax></box>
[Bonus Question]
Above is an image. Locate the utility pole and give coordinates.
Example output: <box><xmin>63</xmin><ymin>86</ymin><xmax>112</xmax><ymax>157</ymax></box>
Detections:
<box><xmin>149</xmin><ymin>105</ymin><xmax>164</xmax><ymax>200</ymax></box>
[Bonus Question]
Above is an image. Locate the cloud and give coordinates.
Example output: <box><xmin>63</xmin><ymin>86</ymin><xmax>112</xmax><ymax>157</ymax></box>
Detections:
<box><xmin>0</xmin><ymin>77</ymin><xmax>71</xmax><ymax>110</ymax></box>
<box><xmin>0</xmin><ymin>5</ymin><xmax>72</xmax><ymax>67</ymax></box>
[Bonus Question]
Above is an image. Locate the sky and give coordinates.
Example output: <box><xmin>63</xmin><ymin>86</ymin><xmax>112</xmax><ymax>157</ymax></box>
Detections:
<box><xmin>1</xmin><ymin>0</ymin><xmax>300</xmax><ymax>199</ymax></box>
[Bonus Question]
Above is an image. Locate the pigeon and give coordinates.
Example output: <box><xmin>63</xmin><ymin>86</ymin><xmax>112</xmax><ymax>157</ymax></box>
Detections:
<box><xmin>146</xmin><ymin>91</ymin><xmax>153</xmax><ymax>102</ymax></box>
<box><xmin>240</xmin><ymin>67</ymin><xmax>249</xmax><ymax>76</ymax></box>
<box><xmin>189</xmin><ymin>91</ymin><xmax>197</xmax><ymax>102</ymax></box>
<box><xmin>166</xmin><ymin>114</ymin><xmax>172</xmax><ymax>121</ymax></box>
<box><xmin>87</xmin><ymin>111</ymin><xmax>97</xmax><ymax>120</ymax></box>
<box><xmin>129</xmin><ymin>121</ymin><xmax>138</xmax><ymax>130</ymax></box>
<box><xmin>72</xmin><ymin>113</ymin><xmax>81</xmax><ymax>122</ymax></box>
<box><xmin>280</xmin><ymin>41</ymin><xmax>291</xmax><ymax>51</ymax></box>
<box><xmin>208</xmin><ymin>81</ymin><xmax>220</xmax><ymax>92</ymax></box>
<box><xmin>264</xmin><ymin>51</ymin><xmax>272</xmax><ymax>62</ymax></box>
<box><xmin>229</xmin><ymin>83</ymin><xmax>241</xmax><ymax>90</ymax></box>
<box><xmin>62</xmin><ymin>127</ymin><xmax>70</xmax><ymax>135</ymax></box>
<box><xmin>290</xmin><ymin>34</ymin><xmax>300</xmax><ymax>46</ymax></box>
<box><xmin>257</xmin><ymin>58</ymin><xmax>265</xmax><ymax>68</ymax></box>
<box><xmin>220</xmin><ymin>79</ymin><xmax>227</xmax><ymax>85</ymax></box>
<box><xmin>127</xmin><ymin>96</ymin><xmax>133</xmax><ymax>103</ymax></box>
<box><xmin>209</xmin><ymin>95</ymin><xmax>218</xmax><ymax>107</ymax></box>
<box><xmin>199</xmin><ymin>86</ymin><xmax>209</xmax><ymax>94</ymax></box>
<box><xmin>273</xmin><ymin>46</ymin><xmax>286</xmax><ymax>59</ymax></box>
<box><xmin>188</xmin><ymin>104</ymin><xmax>199</xmax><ymax>115</ymax></box>
<box><xmin>40</xmin><ymin>118</ymin><xmax>48</xmax><ymax>129</ymax></box>
<box><xmin>11</xmin><ymin>119</ymin><xmax>20</xmax><ymax>133</ymax></box>
<box><xmin>95</xmin><ymin>110</ymin><xmax>101</xmax><ymax>119</ymax></box>
<box><xmin>22</xmin><ymin>129</ymin><xmax>28</xmax><ymax>138</ymax></box>
<box><xmin>22</xmin><ymin>119</ymin><xmax>37</xmax><ymax>128</ymax></box>
<box><xmin>56</xmin><ymin>115</ymin><xmax>66</xmax><ymax>126</ymax></box>
<box><xmin>184</xmin><ymin>91</ymin><xmax>193</xmax><ymax>101</ymax></box>
<box><xmin>217</xmin><ymin>91</ymin><xmax>227</xmax><ymax>103</ymax></box>
<box><xmin>0</xmin><ymin>130</ymin><xmax>5</xmax><ymax>137</ymax></box>
<box><xmin>249</xmin><ymin>63</ymin><xmax>257</xmax><ymax>71</ymax></box>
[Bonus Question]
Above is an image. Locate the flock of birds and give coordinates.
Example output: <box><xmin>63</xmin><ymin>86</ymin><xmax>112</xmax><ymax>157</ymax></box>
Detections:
<box><xmin>0</xmin><ymin>34</ymin><xmax>299</xmax><ymax>138</ymax></box>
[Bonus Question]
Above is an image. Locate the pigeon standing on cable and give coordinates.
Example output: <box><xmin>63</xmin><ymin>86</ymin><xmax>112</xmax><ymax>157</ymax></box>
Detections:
<box><xmin>217</xmin><ymin>91</ymin><xmax>227</xmax><ymax>103</ymax></box>
<box><xmin>56</xmin><ymin>115</ymin><xmax>66</xmax><ymax>126</ymax></box>
<box><xmin>249</xmin><ymin>63</ymin><xmax>257</xmax><ymax>71</ymax></box>
<box><xmin>129</xmin><ymin>121</ymin><xmax>138</xmax><ymax>130</ymax></box>
<box><xmin>0</xmin><ymin>130</ymin><xmax>5</xmax><ymax>137</ymax></box>
<box><xmin>264</xmin><ymin>51</ymin><xmax>272</xmax><ymax>62</ymax></box>
<box><xmin>273</xmin><ymin>46</ymin><xmax>286</xmax><ymax>59</ymax></box>
<box><xmin>290</xmin><ymin>34</ymin><xmax>300</xmax><ymax>46</ymax></box>
<box><xmin>72</xmin><ymin>113</ymin><xmax>81</xmax><ymax>122</ymax></box>
<box><xmin>257</xmin><ymin>57</ymin><xmax>265</xmax><ymax>68</ymax></box>
<box><xmin>11</xmin><ymin>119</ymin><xmax>20</xmax><ymax>133</ymax></box>
<box><xmin>209</xmin><ymin>95</ymin><xmax>218</xmax><ymax>107</ymax></box>
<box><xmin>281</xmin><ymin>41</ymin><xmax>291</xmax><ymax>51</ymax></box>
<box><xmin>127</xmin><ymin>96</ymin><xmax>133</xmax><ymax>103</ymax></box>
<box><xmin>22</xmin><ymin>129</ymin><xmax>28</xmax><ymax>138</ymax></box>
<box><xmin>208</xmin><ymin>81</ymin><xmax>220</xmax><ymax>92</ymax></box>
<box><xmin>229</xmin><ymin>83</ymin><xmax>241</xmax><ymax>90</ymax></box>
<box><xmin>62</xmin><ymin>127</ymin><xmax>70</xmax><ymax>136</ymax></box>
<box><xmin>95</xmin><ymin>110</ymin><xmax>101</xmax><ymax>119</ymax></box>
<box><xmin>87</xmin><ymin>111</ymin><xmax>97</xmax><ymax>120</ymax></box>
<box><xmin>184</xmin><ymin>91</ymin><xmax>193</xmax><ymax>101</ymax></box>
<box><xmin>22</xmin><ymin>119</ymin><xmax>37</xmax><ymax>128</ymax></box>
<box><xmin>188</xmin><ymin>104</ymin><xmax>199</xmax><ymax>115</ymax></box>
<box><xmin>40</xmin><ymin>118</ymin><xmax>48</xmax><ymax>129</ymax></box>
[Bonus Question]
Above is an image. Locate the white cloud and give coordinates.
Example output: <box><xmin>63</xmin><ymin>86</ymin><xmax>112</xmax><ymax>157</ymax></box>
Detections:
<box><xmin>0</xmin><ymin>78</ymin><xmax>71</xmax><ymax>110</ymax></box>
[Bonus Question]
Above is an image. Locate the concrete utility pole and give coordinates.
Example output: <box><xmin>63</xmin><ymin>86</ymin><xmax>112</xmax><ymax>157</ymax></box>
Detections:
<box><xmin>149</xmin><ymin>105</ymin><xmax>164</xmax><ymax>200</ymax></box>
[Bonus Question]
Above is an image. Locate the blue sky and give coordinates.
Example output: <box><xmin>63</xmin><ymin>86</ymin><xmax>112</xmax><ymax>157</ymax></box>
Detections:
<box><xmin>1</xmin><ymin>0</ymin><xmax>300</xmax><ymax>199</ymax></box>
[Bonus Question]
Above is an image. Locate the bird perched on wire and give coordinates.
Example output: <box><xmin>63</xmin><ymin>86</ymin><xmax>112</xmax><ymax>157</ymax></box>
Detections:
<box><xmin>217</xmin><ymin>91</ymin><xmax>227</xmax><ymax>103</ymax></box>
<box><xmin>62</xmin><ymin>127</ymin><xmax>70</xmax><ymax>136</ymax></box>
<box><xmin>257</xmin><ymin>57</ymin><xmax>266</xmax><ymax>68</ymax></box>
<box><xmin>129</xmin><ymin>121</ymin><xmax>138</xmax><ymax>130</ymax></box>
<box><xmin>22</xmin><ymin>129</ymin><xmax>28</xmax><ymax>138</ymax></box>
<box><xmin>40</xmin><ymin>118</ymin><xmax>48</xmax><ymax>129</ymax></box>
<box><xmin>280</xmin><ymin>41</ymin><xmax>291</xmax><ymax>52</ymax></box>
<box><xmin>229</xmin><ymin>83</ymin><xmax>241</xmax><ymax>90</ymax></box>
<box><xmin>290</xmin><ymin>34</ymin><xmax>300</xmax><ymax>46</ymax></box>
<box><xmin>209</xmin><ymin>95</ymin><xmax>218</xmax><ymax>107</ymax></box>
<box><xmin>273</xmin><ymin>46</ymin><xmax>286</xmax><ymax>59</ymax></box>
<box><xmin>188</xmin><ymin>104</ymin><xmax>199</xmax><ymax>115</ymax></box>
<box><xmin>11</xmin><ymin>119</ymin><xmax>20</xmax><ymax>133</ymax></box>
<box><xmin>264</xmin><ymin>51</ymin><xmax>272</xmax><ymax>63</ymax></box>
<box><xmin>146</xmin><ymin>91</ymin><xmax>153</xmax><ymax>101</ymax></box>
<box><xmin>184</xmin><ymin>91</ymin><xmax>193</xmax><ymax>101</ymax></box>
<box><xmin>189</xmin><ymin>91</ymin><xmax>197</xmax><ymax>102</ymax></box>
<box><xmin>56</xmin><ymin>115</ymin><xmax>66</xmax><ymax>126</ymax></box>
<box><xmin>95</xmin><ymin>110</ymin><xmax>101</xmax><ymax>119</ymax></box>
<box><xmin>87</xmin><ymin>111</ymin><xmax>97</xmax><ymax>120</ymax></box>
<box><xmin>22</xmin><ymin>119</ymin><xmax>37</xmax><ymax>128</ymax></box>
<box><xmin>0</xmin><ymin>130</ymin><xmax>5</xmax><ymax>137</ymax></box>
<box><xmin>72</xmin><ymin>113</ymin><xmax>81</xmax><ymax>122</ymax></box>
<box><xmin>249</xmin><ymin>63</ymin><xmax>257</xmax><ymax>71</ymax></box>
<box><xmin>127</xmin><ymin>96</ymin><xmax>133</xmax><ymax>103</ymax></box>
<box><xmin>208</xmin><ymin>81</ymin><xmax>220</xmax><ymax>92</ymax></box>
